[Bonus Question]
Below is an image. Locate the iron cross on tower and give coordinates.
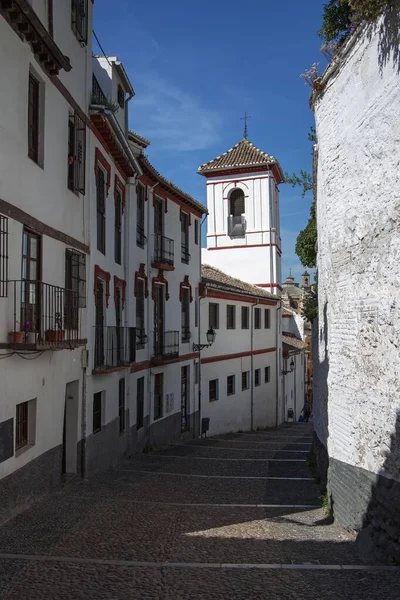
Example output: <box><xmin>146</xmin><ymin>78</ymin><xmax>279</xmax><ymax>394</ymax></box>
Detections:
<box><xmin>241</xmin><ymin>112</ymin><xmax>251</xmax><ymax>139</ymax></box>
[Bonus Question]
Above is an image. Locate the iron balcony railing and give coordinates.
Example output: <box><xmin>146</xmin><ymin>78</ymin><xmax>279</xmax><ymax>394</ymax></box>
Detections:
<box><xmin>94</xmin><ymin>326</ymin><xmax>136</xmax><ymax>370</ymax></box>
<box><xmin>153</xmin><ymin>330</ymin><xmax>179</xmax><ymax>360</ymax></box>
<box><xmin>136</xmin><ymin>224</ymin><xmax>147</xmax><ymax>248</ymax></box>
<box><xmin>6</xmin><ymin>279</ymin><xmax>84</xmax><ymax>348</ymax></box>
<box><xmin>181</xmin><ymin>244</ymin><xmax>190</xmax><ymax>264</ymax></box>
<box><xmin>152</xmin><ymin>233</ymin><xmax>174</xmax><ymax>267</ymax></box>
<box><xmin>228</xmin><ymin>215</ymin><xmax>246</xmax><ymax>238</ymax></box>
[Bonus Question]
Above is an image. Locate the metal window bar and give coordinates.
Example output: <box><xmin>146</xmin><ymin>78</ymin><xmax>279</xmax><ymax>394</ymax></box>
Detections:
<box><xmin>73</xmin><ymin>112</ymin><xmax>86</xmax><ymax>194</ymax></box>
<box><xmin>115</xmin><ymin>192</ymin><xmax>122</xmax><ymax>264</ymax></box>
<box><xmin>92</xmin><ymin>75</ymin><xmax>107</xmax><ymax>105</ymax></box>
<box><xmin>181</xmin><ymin>243</ymin><xmax>190</xmax><ymax>264</ymax></box>
<box><xmin>154</xmin><ymin>373</ymin><xmax>163</xmax><ymax>420</ymax></box>
<box><xmin>153</xmin><ymin>330</ymin><xmax>179</xmax><ymax>360</ymax></box>
<box><xmin>93</xmin><ymin>326</ymin><xmax>136</xmax><ymax>369</ymax></box>
<box><xmin>93</xmin><ymin>392</ymin><xmax>102</xmax><ymax>433</ymax></box>
<box><xmin>119</xmin><ymin>378</ymin><xmax>125</xmax><ymax>433</ymax></box>
<box><xmin>28</xmin><ymin>74</ymin><xmax>39</xmax><ymax>162</ymax></box>
<box><xmin>71</xmin><ymin>0</ymin><xmax>88</xmax><ymax>44</ymax></box>
<box><xmin>152</xmin><ymin>233</ymin><xmax>174</xmax><ymax>267</ymax></box>
<box><xmin>0</xmin><ymin>215</ymin><xmax>9</xmax><ymax>297</ymax></box>
<box><xmin>97</xmin><ymin>168</ymin><xmax>106</xmax><ymax>253</ymax></box>
<box><xmin>65</xmin><ymin>249</ymin><xmax>86</xmax><ymax>308</ymax></box>
<box><xmin>136</xmin><ymin>377</ymin><xmax>144</xmax><ymax>430</ymax></box>
<box><xmin>16</xmin><ymin>402</ymin><xmax>28</xmax><ymax>450</ymax></box>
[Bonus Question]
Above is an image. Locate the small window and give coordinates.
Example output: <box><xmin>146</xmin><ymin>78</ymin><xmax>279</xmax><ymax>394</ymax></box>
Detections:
<box><xmin>136</xmin><ymin>279</ymin><xmax>146</xmax><ymax>349</ymax></box>
<box><xmin>117</xmin><ymin>85</ymin><xmax>125</xmax><ymax>108</ymax></box>
<box><xmin>181</xmin><ymin>212</ymin><xmax>190</xmax><ymax>264</ymax></box>
<box><xmin>137</xmin><ymin>377</ymin><xmax>144</xmax><ymax>430</ymax></box>
<box><xmin>209</xmin><ymin>303</ymin><xmax>219</xmax><ymax>329</ymax></box>
<box><xmin>195</xmin><ymin>288</ymin><xmax>199</xmax><ymax>328</ymax></box>
<box><xmin>71</xmin><ymin>0</ymin><xmax>88</xmax><ymax>44</ymax></box>
<box><xmin>93</xmin><ymin>392</ymin><xmax>102</xmax><ymax>433</ymax></box>
<box><xmin>227</xmin><ymin>375</ymin><xmax>235</xmax><ymax>396</ymax></box>
<box><xmin>136</xmin><ymin>184</ymin><xmax>145</xmax><ymax>247</ymax></box>
<box><xmin>209</xmin><ymin>379</ymin><xmax>219</xmax><ymax>402</ymax></box>
<box><xmin>241</xmin><ymin>306</ymin><xmax>249</xmax><ymax>329</ymax></box>
<box><xmin>15</xmin><ymin>401</ymin><xmax>28</xmax><ymax>451</ymax></box>
<box><xmin>229</xmin><ymin>188</ymin><xmax>245</xmax><ymax>216</ymax></box>
<box><xmin>115</xmin><ymin>190</ymin><xmax>122</xmax><ymax>265</ymax></box>
<box><xmin>65</xmin><ymin>249</ymin><xmax>86</xmax><ymax>308</ymax></box>
<box><xmin>119</xmin><ymin>378</ymin><xmax>125</xmax><ymax>433</ymax></box>
<box><xmin>194</xmin><ymin>361</ymin><xmax>199</xmax><ymax>385</ymax></box>
<box><xmin>242</xmin><ymin>371</ymin><xmax>249</xmax><ymax>391</ymax></box>
<box><xmin>255</xmin><ymin>369</ymin><xmax>261</xmax><ymax>387</ymax></box>
<box><xmin>254</xmin><ymin>308</ymin><xmax>261</xmax><ymax>329</ymax></box>
<box><xmin>265</xmin><ymin>366</ymin><xmax>270</xmax><ymax>383</ymax></box>
<box><xmin>0</xmin><ymin>215</ymin><xmax>9</xmax><ymax>298</ymax></box>
<box><xmin>226</xmin><ymin>305</ymin><xmax>236</xmax><ymax>329</ymax></box>
<box><xmin>68</xmin><ymin>112</ymin><xmax>86</xmax><ymax>193</ymax></box>
<box><xmin>154</xmin><ymin>373</ymin><xmax>163</xmax><ymax>420</ymax></box>
<box><xmin>97</xmin><ymin>167</ymin><xmax>106</xmax><ymax>254</ymax></box>
<box><xmin>264</xmin><ymin>308</ymin><xmax>271</xmax><ymax>329</ymax></box>
<box><xmin>181</xmin><ymin>287</ymin><xmax>190</xmax><ymax>343</ymax></box>
<box><xmin>194</xmin><ymin>220</ymin><xmax>199</xmax><ymax>245</ymax></box>
<box><xmin>28</xmin><ymin>73</ymin><xmax>40</xmax><ymax>164</ymax></box>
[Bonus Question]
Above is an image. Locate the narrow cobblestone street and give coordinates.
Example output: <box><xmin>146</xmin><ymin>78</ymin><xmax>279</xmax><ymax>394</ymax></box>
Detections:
<box><xmin>0</xmin><ymin>422</ymin><xmax>398</xmax><ymax>599</ymax></box>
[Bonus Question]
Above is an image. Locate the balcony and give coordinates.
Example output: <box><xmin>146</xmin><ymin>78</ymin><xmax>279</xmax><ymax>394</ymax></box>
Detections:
<box><xmin>153</xmin><ymin>330</ymin><xmax>179</xmax><ymax>362</ymax></box>
<box><xmin>2</xmin><ymin>280</ymin><xmax>85</xmax><ymax>350</ymax></box>
<box><xmin>93</xmin><ymin>326</ymin><xmax>136</xmax><ymax>371</ymax></box>
<box><xmin>136</xmin><ymin>224</ymin><xmax>147</xmax><ymax>248</ymax></box>
<box><xmin>152</xmin><ymin>234</ymin><xmax>174</xmax><ymax>269</ymax></box>
<box><xmin>228</xmin><ymin>215</ymin><xmax>246</xmax><ymax>238</ymax></box>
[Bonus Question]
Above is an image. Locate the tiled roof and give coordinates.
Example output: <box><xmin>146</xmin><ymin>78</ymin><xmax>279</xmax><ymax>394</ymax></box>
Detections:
<box><xmin>282</xmin><ymin>334</ymin><xmax>307</xmax><ymax>351</ymax></box>
<box><xmin>283</xmin><ymin>307</ymin><xmax>296</xmax><ymax>317</ymax></box>
<box><xmin>201</xmin><ymin>265</ymin><xmax>277</xmax><ymax>301</ymax></box>
<box><xmin>198</xmin><ymin>138</ymin><xmax>283</xmax><ymax>178</ymax></box>
<box><xmin>128</xmin><ymin>130</ymin><xmax>151</xmax><ymax>148</ymax></box>
<box><xmin>139</xmin><ymin>155</ymin><xmax>207</xmax><ymax>215</ymax></box>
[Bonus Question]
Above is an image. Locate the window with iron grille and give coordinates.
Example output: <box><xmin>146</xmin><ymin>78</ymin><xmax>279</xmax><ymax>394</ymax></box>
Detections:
<box><xmin>0</xmin><ymin>215</ymin><xmax>8</xmax><ymax>298</ymax></box>
<box><xmin>119</xmin><ymin>378</ymin><xmax>125</xmax><ymax>433</ymax></box>
<box><xmin>117</xmin><ymin>85</ymin><xmax>125</xmax><ymax>108</ymax></box>
<box><xmin>154</xmin><ymin>373</ymin><xmax>163</xmax><ymax>420</ymax></box>
<box><xmin>194</xmin><ymin>219</ymin><xmax>199</xmax><ymax>245</ymax></box>
<box><xmin>242</xmin><ymin>371</ymin><xmax>249</xmax><ymax>391</ymax></box>
<box><xmin>28</xmin><ymin>73</ymin><xmax>40</xmax><ymax>163</ymax></box>
<box><xmin>136</xmin><ymin>279</ymin><xmax>146</xmax><ymax>349</ymax></box>
<box><xmin>68</xmin><ymin>112</ymin><xmax>86</xmax><ymax>193</ymax></box>
<box><xmin>209</xmin><ymin>303</ymin><xmax>219</xmax><ymax>329</ymax></box>
<box><xmin>97</xmin><ymin>168</ymin><xmax>106</xmax><ymax>254</ymax></box>
<box><xmin>265</xmin><ymin>366</ymin><xmax>270</xmax><ymax>383</ymax></box>
<box><xmin>227</xmin><ymin>375</ymin><xmax>235</xmax><ymax>396</ymax></box>
<box><xmin>137</xmin><ymin>377</ymin><xmax>145</xmax><ymax>430</ymax></box>
<box><xmin>136</xmin><ymin>184</ymin><xmax>145</xmax><ymax>247</ymax></box>
<box><xmin>209</xmin><ymin>379</ymin><xmax>218</xmax><ymax>402</ymax></box>
<box><xmin>181</xmin><ymin>212</ymin><xmax>190</xmax><ymax>264</ymax></box>
<box><xmin>226</xmin><ymin>305</ymin><xmax>236</xmax><ymax>329</ymax></box>
<box><xmin>264</xmin><ymin>308</ymin><xmax>271</xmax><ymax>329</ymax></box>
<box><xmin>255</xmin><ymin>368</ymin><xmax>261</xmax><ymax>386</ymax></box>
<box><xmin>181</xmin><ymin>287</ymin><xmax>190</xmax><ymax>343</ymax></box>
<box><xmin>65</xmin><ymin>249</ymin><xmax>86</xmax><ymax>307</ymax></box>
<box><xmin>194</xmin><ymin>361</ymin><xmax>199</xmax><ymax>385</ymax></box>
<box><xmin>194</xmin><ymin>288</ymin><xmax>199</xmax><ymax>328</ymax></box>
<box><xmin>115</xmin><ymin>190</ymin><xmax>122</xmax><ymax>265</ymax></box>
<box><xmin>71</xmin><ymin>0</ymin><xmax>88</xmax><ymax>44</ymax></box>
<box><xmin>15</xmin><ymin>401</ymin><xmax>28</xmax><ymax>451</ymax></box>
<box><xmin>254</xmin><ymin>307</ymin><xmax>261</xmax><ymax>329</ymax></box>
<box><xmin>93</xmin><ymin>392</ymin><xmax>102</xmax><ymax>433</ymax></box>
<box><xmin>241</xmin><ymin>306</ymin><xmax>249</xmax><ymax>329</ymax></box>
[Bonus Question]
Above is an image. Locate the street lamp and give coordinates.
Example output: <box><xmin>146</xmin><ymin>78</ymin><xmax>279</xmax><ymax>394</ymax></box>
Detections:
<box><xmin>282</xmin><ymin>357</ymin><xmax>295</xmax><ymax>376</ymax></box>
<box><xmin>193</xmin><ymin>327</ymin><xmax>216</xmax><ymax>352</ymax></box>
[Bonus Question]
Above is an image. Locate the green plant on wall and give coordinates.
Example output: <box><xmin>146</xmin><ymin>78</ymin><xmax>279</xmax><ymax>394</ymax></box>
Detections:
<box><xmin>319</xmin><ymin>0</ymin><xmax>389</xmax><ymax>44</ymax></box>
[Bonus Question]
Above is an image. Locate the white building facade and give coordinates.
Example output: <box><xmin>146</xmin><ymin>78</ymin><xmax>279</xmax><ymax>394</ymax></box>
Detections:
<box><xmin>282</xmin><ymin>307</ymin><xmax>307</xmax><ymax>423</ymax></box>
<box><xmin>200</xmin><ymin>266</ymin><xmax>281</xmax><ymax>436</ymax></box>
<box><xmin>0</xmin><ymin>0</ymin><xmax>93</xmax><ymax>521</ymax></box>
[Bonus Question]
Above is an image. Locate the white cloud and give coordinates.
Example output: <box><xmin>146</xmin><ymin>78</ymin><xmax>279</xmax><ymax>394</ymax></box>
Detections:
<box><xmin>131</xmin><ymin>73</ymin><xmax>222</xmax><ymax>152</ymax></box>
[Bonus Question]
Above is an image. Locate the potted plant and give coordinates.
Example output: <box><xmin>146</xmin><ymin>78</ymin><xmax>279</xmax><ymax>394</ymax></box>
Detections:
<box><xmin>45</xmin><ymin>312</ymin><xmax>65</xmax><ymax>342</ymax></box>
<box><xmin>9</xmin><ymin>330</ymin><xmax>24</xmax><ymax>344</ymax></box>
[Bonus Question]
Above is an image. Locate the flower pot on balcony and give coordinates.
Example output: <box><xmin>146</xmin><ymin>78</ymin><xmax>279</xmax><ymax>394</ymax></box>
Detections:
<box><xmin>45</xmin><ymin>330</ymin><xmax>65</xmax><ymax>342</ymax></box>
<box><xmin>9</xmin><ymin>331</ymin><xmax>24</xmax><ymax>344</ymax></box>
<box><xmin>27</xmin><ymin>332</ymin><xmax>38</xmax><ymax>344</ymax></box>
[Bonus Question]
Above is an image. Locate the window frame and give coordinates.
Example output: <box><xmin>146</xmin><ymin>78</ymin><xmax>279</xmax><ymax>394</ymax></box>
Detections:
<box><xmin>255</xmin><ymin>368</ymin><xmax>261</xmax><ymax>387</ymax></box>
<box><xmin>71</xmin><ymin>0</ymin><xmax>88</xmax><ymax>44</ymax></box>
<box><xmin>242</xmin><ymin>371</ymin><xmax>249</xmax><ymax>391</ymax></box>
<box><xmin>209</xmin><ymin>302</ymin><xmax>219</xmax><ymax>330</ymax></box>
<box><xmin>254</xmin><ymin>307</ymin><xmax>261</xmax><ymax>329</ymax></box>
<box><xmin>226</xmin><ymin>304</ymin><xmax>236</xmax><ymax>330</ymax></box>
<box><xmin>15</xmin><ymin>401</ymin><xmax>28</xmax><ymax>451</ymax></box>
<box><xmin>118</xmin><ymin>378</ymin><xmax>125</xmax><ymax>433</ymax></box>
<box><xmin>93</xmin><ymin>391</ymin><xmax>102</xmax><ymax>434</ymax></box>
<box><xmin>136</xmin><ymin>377</ymin><xmax>145</xmax><ymax>430</ymax></box>
<box><xmin>241</xmin><ymin>306</ymin><xmax>249</xmax><ymax>329</ymax></box>
<box><xmin>0</xmin><ymin>215</ymin><xmax>9</xmax><ymax>298</ymax></box>
<box><xmin>229</xmin><ymin>188</ymin><xmax>245</xmax><ymax>217</ymax></box>
<box><xmin>181</xmin><ymin>286</ymin><xmax>190</xmax><ymax>343</ymax></box>
<box><xmin>65</xmin><ymin>248</ymin><xmax>86</xmax><ymax>308</ymax></box>
<box><xmin>264</xmin><ymin>308</ymin><xmax>271</xmax><ymax>329</ymax></box>
<box><xmin>209</xmin><ymin>379</ymin><xmax>219</xmax><ymax>402</ymax></box>
<box><xmin>117</xmin><ymin>84</ymin><xmax>125</xmax><ymax>108</ymax></box>
<box><xmin>194</xmin><ymin>219</ymin><xmax>199</xmax><ymax>245</ymax></box>
<box><xmin>136</xmin><ymin>184</ymin><xmax>146</xmax><ymax>248</ymax></box>
<box><xmin>114</xmin><ymin>189</ymin><xmax>122</xmax><ymax>265</ymax></box>
<box><xmin>28</xmin><ymin>72</ymin><xmax>40</xmax><ymax>164</ymax></box>
<box><xmin>154</xmin><ymin>373</ymin><xmax>164</xmax><ymax>421</ymax></box>
<box><xmin>265</xmin><ymin>366</ymin><xmax>270</xmax><ymax>383</ymax></box>
<box><xmin>181</xmin><ymin>212</ymin><xmax>190</xmax><ymax>264</ymax></box>
<box><xmin>136</xmin><ymin>279</ymin><xmax>146</xmax><ymax>349</ymax></box>
<box><xmin>227</xmin><ymin>374</ymin><xmax>235</xmax><ymax>396</ymax></box>
<box><xmin>96</xmin><ymin>166</ymin><xmax>106</xmax><ymax>255</ymax></box>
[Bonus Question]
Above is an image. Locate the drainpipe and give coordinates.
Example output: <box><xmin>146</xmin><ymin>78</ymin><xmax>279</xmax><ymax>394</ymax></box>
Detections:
<box><xmin>276</xmin><ymin>297</ymin><xmax>282</xmax><ymax>427</ymax></box>
<box><xmin>198</xmin><ymin>214</ymin><xmax>208</xmax><ymax>438</ymax></box>
<box><xmin>250</xmin><ymin>300</ymin><xmax>258</xmax><ymax>431</ymax></box>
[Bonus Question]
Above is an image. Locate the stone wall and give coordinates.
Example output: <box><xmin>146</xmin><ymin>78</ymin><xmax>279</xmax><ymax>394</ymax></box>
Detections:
<box><xmin>313</xmin><ymin>6</ymin><xmax>400</xmax><ymax>564</ymax></box>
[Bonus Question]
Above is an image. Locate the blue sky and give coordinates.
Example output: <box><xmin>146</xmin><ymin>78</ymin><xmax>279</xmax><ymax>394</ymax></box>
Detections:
<box><xmin>93</xmin><ymin>0</ymin><xmax>325</xmax><ymax>281</ymax></box>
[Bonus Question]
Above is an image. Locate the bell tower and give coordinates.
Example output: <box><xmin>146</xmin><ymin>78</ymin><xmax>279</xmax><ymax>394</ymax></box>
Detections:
<box><xmin>199</xmin><ymin>137</ymin><xmax>284</xmax><ymax>294</ymax></box>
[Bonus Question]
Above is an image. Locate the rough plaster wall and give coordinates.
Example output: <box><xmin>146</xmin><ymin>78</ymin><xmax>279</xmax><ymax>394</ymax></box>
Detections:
<box><xmin>314</xmin><ymin>16</ymin><xmax>400</xmax><ymax>480</ymax></box>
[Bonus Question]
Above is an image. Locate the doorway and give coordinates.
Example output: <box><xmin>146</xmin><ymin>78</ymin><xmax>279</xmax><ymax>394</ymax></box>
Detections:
<box><xmin>62</xmin><ymin>381</ymin><xmax>79</xmax><ymax>475</ymax></box>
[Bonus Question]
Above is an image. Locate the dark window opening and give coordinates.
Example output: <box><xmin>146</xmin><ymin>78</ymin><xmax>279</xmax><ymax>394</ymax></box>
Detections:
<box><xmin>68</xmin><ymin>112</ymin><xmax>86</xmax><ymax>193</ymax></box>
<box><xmin>115</xmin><ymin>190</ymin><xmax>122</xmax><ymax>265</ymax></box>
<box><xmin>209</xmin><ymin>303</ymin><xmax>219</xmax><ymax>329</ymax></box>
<box><xmin>194</xmin><ymin>220</ymin><xmax>199</xmax><ymax>245</ymax></box>
<box><xmin>241</xmin><ymin>306</ymin><xmax>249</xmax><ymax>329</ymax></box>
<box><xmin>28</xmin><ymin>74</ymin><xmax>39</xmax><ymax>163</ymax></box>
<box><xmin>255</xmin><ymin>368</ymin><xmax>261</xmax><ymax>386</ymax></box>
<box><xmin>136</xmin><ymin>279</ymin><xmax>146</xmax><ymax>349</ymax></box>
<box><xmin>136</xmin><ymin>377</ymin><xmax>144</xmax><ymax>430</ymax></box>
<box><xmin>16</xmin><ymin>401</ymin><xmax>28</xmax><ymax>450</ymax></box>
<box><xmin>117</xmin><ymin>85</ymin><xmax>125</xmax><ymax>108</ymax></box>
<box><xmin>154</xmin><ymin>373</ymin><xmax>163</xmax><ymax>420</ymax></box>
<box><xmin>264</xmin><ymin>308</ymin><xmax>271</xmax><ymax>329</ymax></box>
<box><xmin>136</xmin><ymin>184</ymin><xmax>146</xmax><ymax>247</ymax></box>
<box><xmin>254</xmin><ymin>307</ymin><xmax>261</xmax><ymax>329</ymax></box>
<box><xmin>71</xmin><ymin>0</ymin><xmax>88</xmax><ymax>44</ymax></box>
<box><xmin>119</xmin><ymin>378</ymin><xmax>125</xmax><ymax>433</ymax></box>
<box><xmin>242</xmin><ymin>371</ymin><xmax>249</xmax><ymax>391</ymax></box>
<box><xmin>226</xmin><ymin>305</ymin><xmax>236</xmax><ymax>329</ymax></box>
<box><xmin>93</xmin><ymin>392</ymin><xmax>102</xmax><ymax>433</ymax></box>
<box><xmin>181</xmin><ymin>212</ymin><xmax>190</xmax><ymax>264</ymax></box>
<box><xmin>181</xmin><ymin>287</ymin><xmax>190</xmax><ymax>343</ymax></box>
<box><xmin>97</xmin><ymin>168</ymin><xmax>106</xmax><ymax>254</ymax></box>
<box><xmin>229</xmin><ymin>188</ymin><xmax>245</xmax><ymax>217</ymax></box>
<box><xmin>209</xmin><ymin>379</ymin><xmax>218</xmax><ymax>402</ymax></box>
<box><xmin>227</xmin><ymin>375</ymin><xmax>235</xmax><ymax>396</ymax></box>
<box><xmin>265</xmin><ymin>366</ymin><xmax>270</xmax><ymax>383</ymax></box>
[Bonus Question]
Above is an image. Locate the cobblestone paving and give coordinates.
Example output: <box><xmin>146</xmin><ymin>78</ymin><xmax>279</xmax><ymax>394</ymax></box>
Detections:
<box><xmin>0</xmin><ymin>422</ymin><xmax>398</xmax><ymax>599</ymax></box>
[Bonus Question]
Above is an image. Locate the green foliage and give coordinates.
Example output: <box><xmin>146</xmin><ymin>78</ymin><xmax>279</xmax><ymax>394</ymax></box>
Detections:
<box><xmin>308</xmin><ymin>126</ymin><xmax>317</xmax><ymax>143</ymax></box>
<box><xmin>319</xmin><ymin>0</ymin><xmax>354</xmax><ymax>42</ymax></box>
<box><xmin>302</xmin><ymin>288</ymin><xmax>319</xmax><ymax>322</ymax></box>
<box><xmin>295</xmin><ymin>202</ymin><xmax>317</xmax><ymax>268</ymax></box>
<box><xmin>348</xmin><ymin>0</ymin><xmax>388</xmax><ymax>20</ymax></box>
<box><xmin>285</xmin><ymin>170</ymin><xmax>313</xmax><ymax>198</ymax></box>
<box><xmin>320</xmin><ymin>492</ymin><xmax>331</xmax><ymax>516</ymax></box>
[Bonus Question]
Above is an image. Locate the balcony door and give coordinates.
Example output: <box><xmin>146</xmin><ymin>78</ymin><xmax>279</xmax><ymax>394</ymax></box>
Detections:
<box><xmin>154</xmin><ymin>197</ymin><xmax>164</xmax><ymax>261</ymax></box>
<box><xmin>154</xmin><ymin>284</ymin><xmax>164</xmax><ymax>357</ymax></box>
<box><xmin>94</xmin><ymin>279</ymin><xmax>105</xmax><ymax>367</ymax></box>
<box><xmin>115</xmin><ymin>286</ymin><xmax>122</xmax><ymax>365</ymax></box>
<box><xmin>21</xmin><ymin>230</ymin><xmax>41</xmax><ymax>332</ymax></box>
